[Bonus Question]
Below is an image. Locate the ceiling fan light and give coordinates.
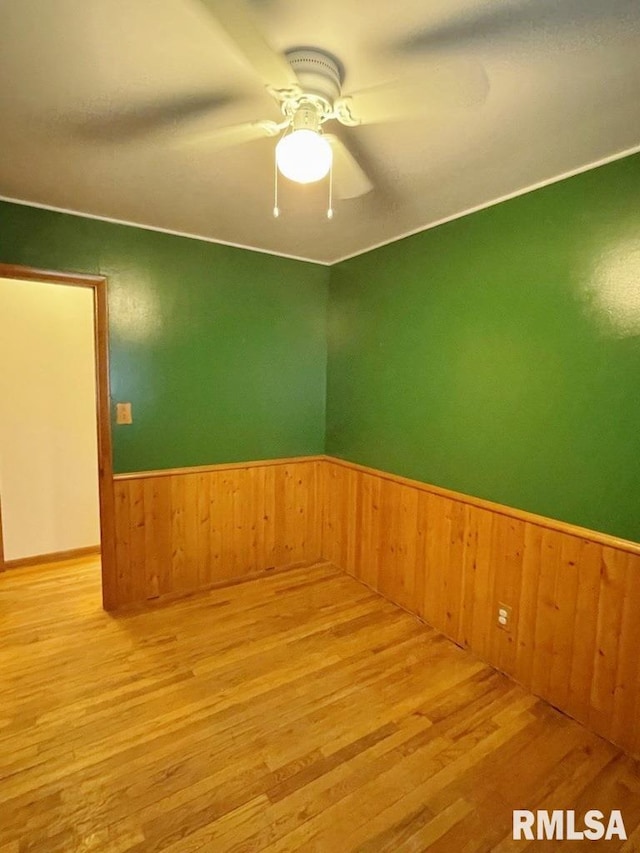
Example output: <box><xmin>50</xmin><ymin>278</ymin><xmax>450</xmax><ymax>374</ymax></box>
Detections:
<box><xmin>276</xmin><ymin>130</ymin><xmax>332</xmax><ymax>184</ymax></box>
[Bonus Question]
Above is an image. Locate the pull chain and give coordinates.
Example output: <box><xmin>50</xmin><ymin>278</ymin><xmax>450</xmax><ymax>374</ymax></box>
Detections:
<box><xmin>327</xmin><ymin>160</ymin><xmax>334</xmax><ymax>220</ymax></box>
<box><xmin>273</xmin><ymin>150</ymin><xmax>280</xmax><ymax>218</ymax></box>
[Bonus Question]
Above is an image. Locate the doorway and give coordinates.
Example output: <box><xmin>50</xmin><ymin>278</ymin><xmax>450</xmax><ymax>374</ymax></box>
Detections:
<box><xmin>0</xmin><ymin>264</ymin><xmax>116</xmax><ymax>609</ymax></box>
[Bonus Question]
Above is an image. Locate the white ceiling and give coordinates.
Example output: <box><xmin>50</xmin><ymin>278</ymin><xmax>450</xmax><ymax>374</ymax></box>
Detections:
<box><xmin>0</xmin><ymin>0</ymin><xmax>638</xmax><ymax>265</ymax></box>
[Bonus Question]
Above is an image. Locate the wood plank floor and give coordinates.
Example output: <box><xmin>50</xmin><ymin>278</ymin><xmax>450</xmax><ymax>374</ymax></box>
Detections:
<box><xmin>1</xmin><ymin>558</ymin><xmax>639</xmax><ymax>852</ymax></box>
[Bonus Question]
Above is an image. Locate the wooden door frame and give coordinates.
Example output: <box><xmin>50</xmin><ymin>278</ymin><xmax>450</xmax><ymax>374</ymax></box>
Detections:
<box><xmin>0</xmin><ymin>263</ymin><xmax>117</xmax><ymax>609</ymax></box>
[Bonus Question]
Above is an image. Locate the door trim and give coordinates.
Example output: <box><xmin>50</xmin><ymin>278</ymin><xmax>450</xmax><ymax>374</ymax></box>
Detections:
<box><xmin>0</xmin><ymin>263</ymin><xmax>117</xmax><ymax>609</ymax></box>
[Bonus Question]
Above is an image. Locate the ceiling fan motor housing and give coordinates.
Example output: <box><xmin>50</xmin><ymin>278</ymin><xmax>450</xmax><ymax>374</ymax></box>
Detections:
<box><xmin>283</xmin><ymin>48</ymin><xmax>344</xmax><ymax>118</ymax></box>
<box><xmin>291</xmin><ymin>102</ymin><xmax>322</xmax><ymax>132</ymax></box>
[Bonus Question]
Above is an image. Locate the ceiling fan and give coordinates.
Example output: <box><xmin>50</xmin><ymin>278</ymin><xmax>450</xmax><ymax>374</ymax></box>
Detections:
<box><xmin>74</xmin><ymin>0</ymin><xmax>636</xmax><ymax>217</ymax></box>
<box><xmin>164</xmin><ymin>0</ymin><xmax>490</xmax><ymax>211</ymax></box>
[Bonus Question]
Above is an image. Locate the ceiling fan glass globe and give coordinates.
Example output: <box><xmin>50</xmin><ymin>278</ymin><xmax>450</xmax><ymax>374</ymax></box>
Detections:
<box><xmin>276</xmin><ymin>130</ymin><xmax>332</xmax><ymax>184</ymax></box>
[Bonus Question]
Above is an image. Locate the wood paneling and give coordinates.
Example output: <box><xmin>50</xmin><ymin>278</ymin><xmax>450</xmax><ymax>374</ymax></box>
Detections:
<box><xmin>112</xmin><ymin>458</ymin><xmax>323</xmax><ymax>608</ymax></box>
<box><xmin>3</xmin><ymin>555</ymin><xmax>639</xmax><ymax>852</ymax></box>
<box><xmin>112</xmin><ymin>453</ymin><xmax>639</xmax><ymax>757</ymax></box>
<box><xmin>321</xmin><ymin>457</ymin><xmax>640</xmax><ymax>758</ymax></box>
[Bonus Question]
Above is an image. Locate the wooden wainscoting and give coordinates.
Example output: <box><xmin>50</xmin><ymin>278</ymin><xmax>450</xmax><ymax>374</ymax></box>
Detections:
<box><xmin>112</xmin><ymin>457</ymin><xmax>323</xmax><ymax>608</ymax></box>
<box><xmin>321</xmin><ymin>456</ymin><xmax>640</xmax><ymax>758</ymax></box>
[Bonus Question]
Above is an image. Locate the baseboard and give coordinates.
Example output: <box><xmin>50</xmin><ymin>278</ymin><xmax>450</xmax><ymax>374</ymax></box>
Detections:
<box><xmin>3</xmin><ymin>544</ymin><xmax>101</xmax><ymax>570</ymax></box>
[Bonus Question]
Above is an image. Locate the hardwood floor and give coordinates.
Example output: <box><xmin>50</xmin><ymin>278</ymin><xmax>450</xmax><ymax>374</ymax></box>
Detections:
<box><xmin>1</xmin><ymin>558</ymin><xmax>639</xmax><ymax>852</ymax></box>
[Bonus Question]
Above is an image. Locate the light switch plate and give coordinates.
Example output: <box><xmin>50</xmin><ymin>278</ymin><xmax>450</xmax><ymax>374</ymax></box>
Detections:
<box><xmin>116</xmin><ymin>402</ymin><xmax>132</xmax><ymax>425</ymax></box>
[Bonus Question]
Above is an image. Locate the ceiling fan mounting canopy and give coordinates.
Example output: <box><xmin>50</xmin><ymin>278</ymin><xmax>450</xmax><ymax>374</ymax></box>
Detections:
<box><xmin>279</xmin><ymin>48</ymin><xmax>344</xmax><ymax>122</ymax></box>
<box><xmin>284</xmin><ymin>48</ymin><xmax>344</xmax><ymax>99</ymax></box>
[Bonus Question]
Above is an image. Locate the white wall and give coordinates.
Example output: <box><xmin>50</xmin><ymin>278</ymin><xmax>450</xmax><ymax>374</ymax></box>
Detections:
<box><xmin>0</xmin><ymin>278</ymin><xmax>100</xmax><ymax>561</ymax></box>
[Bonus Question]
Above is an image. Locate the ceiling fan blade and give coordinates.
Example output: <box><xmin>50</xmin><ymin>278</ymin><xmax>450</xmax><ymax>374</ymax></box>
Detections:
<box><xmin>71</xmin><ymin>92</ymin><xmax>235</xmax><ymax>141</ymax></box>
<box><xmin>334</xmin><ymin>60</ymin><xmax>488</xmax><ymax>126</ymax></box>
<box><xmin>326</xmin><ymin>135</ymin><xmax>373</xmax><ymax>199</ymax></box>
<box><xmin>175</xmin><ymin>118</ymin><xmax>282</xmax><ymax>149</ymax></box>
<box><xmin>393</xmin><ymin>0</ymin><xmax>638</xmax><ymax>54</ymax></box>
<box><xmin>198</xmin><ymin>0</ymin><xmax>301</xmax><ymax>98</ymax></box>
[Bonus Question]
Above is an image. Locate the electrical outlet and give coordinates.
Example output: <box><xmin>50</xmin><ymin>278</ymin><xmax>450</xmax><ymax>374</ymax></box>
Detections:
<box><xmin>497</xmin><ymin>602</ymin><xmax>513</xmax><ymax>632</ymax></box>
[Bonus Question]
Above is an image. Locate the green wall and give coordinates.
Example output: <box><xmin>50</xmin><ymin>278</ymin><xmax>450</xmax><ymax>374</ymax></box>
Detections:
<box><xmin>327</xmin><ymin>154</ymin><xmax>640</xmax><ymax>541</ymax></box>
<box><xmin>2</xmin><ymin>153</ymin><xmax>638</xmax><ymax>540</ymax></box>
<box><xmin>0</xmin><ymin>201</ymin><xmax>328</xmax><ymax>473</ymax></box>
